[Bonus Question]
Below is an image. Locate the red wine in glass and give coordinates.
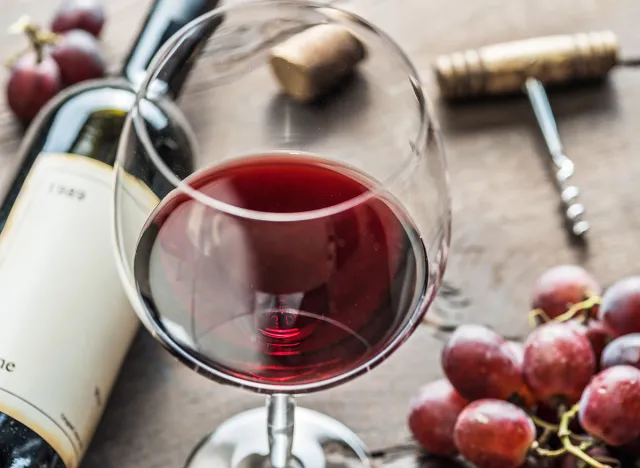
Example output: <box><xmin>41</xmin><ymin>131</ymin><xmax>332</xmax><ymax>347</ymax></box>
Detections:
<box><xmin>134</xmin><ymin>154</ymin><xmax>428</xmax><ymax>388</ymax></box>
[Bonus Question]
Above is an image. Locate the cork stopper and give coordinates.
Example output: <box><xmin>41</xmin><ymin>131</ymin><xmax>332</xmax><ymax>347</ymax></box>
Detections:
<box><xmin>434</xmin><ymin>31</ymin><xmax>620</xmax><ymax>100</ymax></box>
<box><xmin>269</xmin><ymin>24</ymin><xmax>366</xmax><ymax>102</ymax></box>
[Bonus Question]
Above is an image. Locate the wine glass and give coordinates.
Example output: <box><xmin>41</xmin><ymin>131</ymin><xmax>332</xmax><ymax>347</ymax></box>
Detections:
<box><xmin>113</xmin><ymin>1</ymin><xmax>450</xmax><ymax>467</ymax></box>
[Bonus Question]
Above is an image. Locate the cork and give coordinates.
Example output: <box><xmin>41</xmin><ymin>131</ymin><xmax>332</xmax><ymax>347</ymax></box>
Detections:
<box><xmin>269</xmin><ymin>23</ymin><xmax>366</xmax><ymax>102</ymax></box>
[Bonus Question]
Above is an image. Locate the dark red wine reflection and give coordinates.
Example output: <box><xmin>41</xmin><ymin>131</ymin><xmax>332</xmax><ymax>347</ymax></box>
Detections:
<box><xmin>134</xmin><ymin>154</ymin><xmax>428</xmax><ymax>387</ymax></box>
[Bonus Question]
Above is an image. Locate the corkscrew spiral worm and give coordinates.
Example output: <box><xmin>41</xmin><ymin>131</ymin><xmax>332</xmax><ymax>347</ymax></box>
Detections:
<box><xmin>524</xmin><ymin>78</ymin><xmax>589</xmax><ymax>238</ymax></box>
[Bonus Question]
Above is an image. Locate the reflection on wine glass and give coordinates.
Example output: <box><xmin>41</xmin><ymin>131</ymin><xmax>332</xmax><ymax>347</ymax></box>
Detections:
<box><xmin>114</xmin><ymin>2</ymin><xmax>450</xmax><ymax>467</ymax></box>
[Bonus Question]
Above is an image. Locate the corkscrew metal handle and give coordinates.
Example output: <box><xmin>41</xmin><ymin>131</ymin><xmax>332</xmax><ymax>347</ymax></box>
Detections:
<box><xmin>524</xmin><ymin>78</ymin><xmax>589</xmax><ymax>238</ymax></box>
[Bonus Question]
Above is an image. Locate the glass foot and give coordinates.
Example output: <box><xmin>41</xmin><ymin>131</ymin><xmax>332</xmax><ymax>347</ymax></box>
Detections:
<box><xmin>185</xmin><ymin>407</ymin><xmax>372</xmax><ymax>468</ymax></box>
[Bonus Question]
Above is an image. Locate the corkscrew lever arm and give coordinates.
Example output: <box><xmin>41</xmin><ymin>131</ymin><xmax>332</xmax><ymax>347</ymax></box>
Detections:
<box><xmin>523</xmin><ymin>77</ymin><xmax>589</xmax><ymax>238</ymax></box>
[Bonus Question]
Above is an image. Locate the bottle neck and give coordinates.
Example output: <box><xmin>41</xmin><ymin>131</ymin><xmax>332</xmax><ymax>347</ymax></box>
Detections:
<box><xmin>121</xmin><ymin>0</ymin><xmax>221</xmax><ymax>99</ymax></box>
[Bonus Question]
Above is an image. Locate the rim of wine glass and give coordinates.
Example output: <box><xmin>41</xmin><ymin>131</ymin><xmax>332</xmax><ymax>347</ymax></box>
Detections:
<box><xmin>120</xmin><ymin>0</ymin><xmax>450</xmax><ymax>394</ymax></box>
<box><xmin>130</xmin><ymin>0</ymin><xmax>436</xmax><ymax>224</ymax></box>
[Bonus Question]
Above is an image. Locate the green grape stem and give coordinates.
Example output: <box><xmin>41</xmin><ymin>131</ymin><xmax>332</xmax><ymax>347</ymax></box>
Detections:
<box><xmin>558</xmin><ymin>404</ymin><xmax>610</xmax><ymax>468</ymax></box>
<box><xmin>554</xmin><ymin>295</ymin><xmax>601</xmax><ymax>323</ymax></box>
<box><xmin>530</xmin><ymin>441</ymin><xmax>566</xmax><ymax>459</ymax></box>
<box><xmin>530</xmin><ymin>413</ymin><xmax>559</xmax><ymax>432</ymax></box>
<box><xmin>5</xmin><ymin>17</ymin><xmax>60</xmax><ymax>68</ymax></box>
<box><xmin>4</xmin><ymin>45</ymin><xmax>30</xmax><ymax>69</ymax></box>
<box><xmin>529</xmin><ymin>295</ymin><xmax>601</xmax><ymax>328</ymax></box>
<box><xmin>23</xmin><ymin>24</ymin><xmax>44</xmax><ymax>63</ymax></box>
<box><xmin>529</xmin><ymin>403</ymin><xmax>616</xmax><ymax>467</ymax></box>
<box><xmin>529</xmin><ymin>308</ymin><xmax>552</xmax><ymax>327</ymax></box>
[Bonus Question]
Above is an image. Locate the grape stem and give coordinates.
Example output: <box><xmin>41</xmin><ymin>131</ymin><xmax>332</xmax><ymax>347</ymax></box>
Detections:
<box><xmin>530</xmin><ymin>413</ymin><xmax>559</xmax><ymax>432</ymax></box>
<box><xmin>558</xmin><ymin>404</ymin><xmax>610</xmax><ymax>468</ymax></box>
<box><xmin>529</xmin><ymin>295</ymin><xmax>601</xmax><ymax>328</ymax></box>
<box><xmin>5</xmin><ymin>17</ymin><xmax>61</xmax><ymax>68</ymax></box>
<box><xmin>530</xmin><ymin>441</ymin><xmax>566</xmax><ymax>458</ymax></box>
<box><xmin>529</xmin><ymin>308</ymin><xmax>552</xmax><ymax>327</ymax></box>
<box><xmin>553</xmin><ymin>296</ymin><xmax>601</xmax><ymax>323</ymax></box>
<box><xmin>529</xmin><ymin>413</ymin><xmax>560</xmax><ymax>447</ymax></box>
<box><xmin>23</xmin><ymin>24</ymin><xmax>44</xmax><ymax>63</ymax></box>
<box><xmin>4</xmin><ymin>46</ymin><xmax>30</xmax><ymax>69</ymax></box>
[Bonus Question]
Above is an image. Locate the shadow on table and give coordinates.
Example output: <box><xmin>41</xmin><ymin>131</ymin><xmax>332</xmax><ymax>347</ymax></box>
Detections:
<box><xmin>377</xmin><ymin>450</ymin><xmax>472</xmax><ymax>468</ymax></box>
<box><xmin>436</xmin><ymin>79</ymin><xmax>619</xmax><ymax>136</ymax></box>
<box><xmin>416</xmin><ymin>456</ymin><xmax>470</xmax><ymax>468</ymax></box>
<box><xmin>265</xmin><ymin>72</ymin><xmax>371</xmax><ymax>147</ymax></box>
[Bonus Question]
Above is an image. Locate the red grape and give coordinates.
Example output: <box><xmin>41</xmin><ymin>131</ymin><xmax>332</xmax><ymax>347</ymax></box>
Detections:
<box><xmin>600</xmin><ymin>333</ymin><xmax>640</xmax><ymax>370</ymax></box>
<box><xmin>584</xmin><ymin>320</ymin><xmax>613</xmax><ymax>367</ymax></box>
<box><xmin>442</xmin><ymin>325</ymin><xmax>523</xmax><ymax>401</ymax></box>
<box><xmin>579</xmin><ymin>365</ymin><xmax>640</xmax><ymax>446</ymax></box>
<box><xmin>51</xmin><ymin>0</ymin><xmax>106</xmax><ymax>38</ymax></box>
<box><xmin>51</xmin><ymin>30</ymin><xmax>106</xmax><ymax>86</ymax></box>
<box><xmin>453</xmin><ymin>399</ymin><xmax>536</xmax><ymax>468</ymax></box>
<box><xmin>523</xmin><ymin>322</ymin><xmax>595</xmax><ymax>406</ymax></box>
<box><xmin>531</xmin><ymin>265</ymin><xmax>600</xmax><ymax>320</ymax></box>
<box><xmin>6</xmin><ymin>53</ymin><xmax>62</xmax><ymax>123</ymax></box>
<box><xmin>599</xmin><ymin>276</ymin><xmax>640</xmax><ymax>337</ymax></box>
<box><xmin>408</xmin><ymin>379</ymin><xmax>468</xmax><ymax>456</ymax></box>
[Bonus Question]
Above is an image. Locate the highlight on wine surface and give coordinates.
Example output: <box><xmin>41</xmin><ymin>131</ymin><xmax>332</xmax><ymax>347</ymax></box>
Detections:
<box><xmin>114</xmin><ymin>1</ymin><xmax>450</xmax><ymax>466</ymax></box>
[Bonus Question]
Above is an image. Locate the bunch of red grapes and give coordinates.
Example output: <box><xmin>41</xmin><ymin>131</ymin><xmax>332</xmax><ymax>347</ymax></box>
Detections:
<box><xmin>408</xmin><ymin>265</ymin><xmax>640</xmax><ymax>468</ymax></box>
<box><xmin>5</xmin><ymin>0</ymin><xmax>107</xmax><ymax>122</ymax></box>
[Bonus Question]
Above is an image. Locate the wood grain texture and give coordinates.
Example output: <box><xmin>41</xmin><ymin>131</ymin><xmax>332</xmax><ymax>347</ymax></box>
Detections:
<box><xmin>0</xmin><ymin>0</ymin><xmax>639</xmax><ymax>467</ymax></box>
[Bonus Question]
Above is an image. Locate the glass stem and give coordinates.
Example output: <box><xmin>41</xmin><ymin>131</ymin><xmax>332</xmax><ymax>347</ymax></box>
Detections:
<box><xmin>267</xmin><ymin>394</ymin><xmax>295</xmax><ymax>468</ymax></box>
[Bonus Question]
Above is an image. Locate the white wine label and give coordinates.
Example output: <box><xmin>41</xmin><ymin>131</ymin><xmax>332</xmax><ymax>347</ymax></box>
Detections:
<box><xmin>0</xmin><ymin>154</ymin><xmax>157</xmax><ymax>467</ymax></box>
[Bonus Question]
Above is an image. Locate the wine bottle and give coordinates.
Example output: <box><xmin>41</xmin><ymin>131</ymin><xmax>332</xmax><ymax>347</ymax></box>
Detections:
<box><xmin>0</xmin><ymin>1</ymin><xmax>219</xmax><ymax>467</ymax></box>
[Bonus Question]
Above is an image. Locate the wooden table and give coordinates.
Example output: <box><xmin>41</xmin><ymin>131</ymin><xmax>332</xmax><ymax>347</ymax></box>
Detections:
<box><xmin>1</xmin><ymin>0</ymin><xmax>639</xmax><ymax>467</ymax></box>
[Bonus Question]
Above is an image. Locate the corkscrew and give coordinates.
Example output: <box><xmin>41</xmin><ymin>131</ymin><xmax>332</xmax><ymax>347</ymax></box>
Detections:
<box><xmin>524</xmin><ymin>78</ymin><xmax>588</xmax><ymax>237</ymax></box>
<box><xmin>432</xmin><ymin>30</ymin><xmax>640</xmax><ymax>239</ymax></box>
